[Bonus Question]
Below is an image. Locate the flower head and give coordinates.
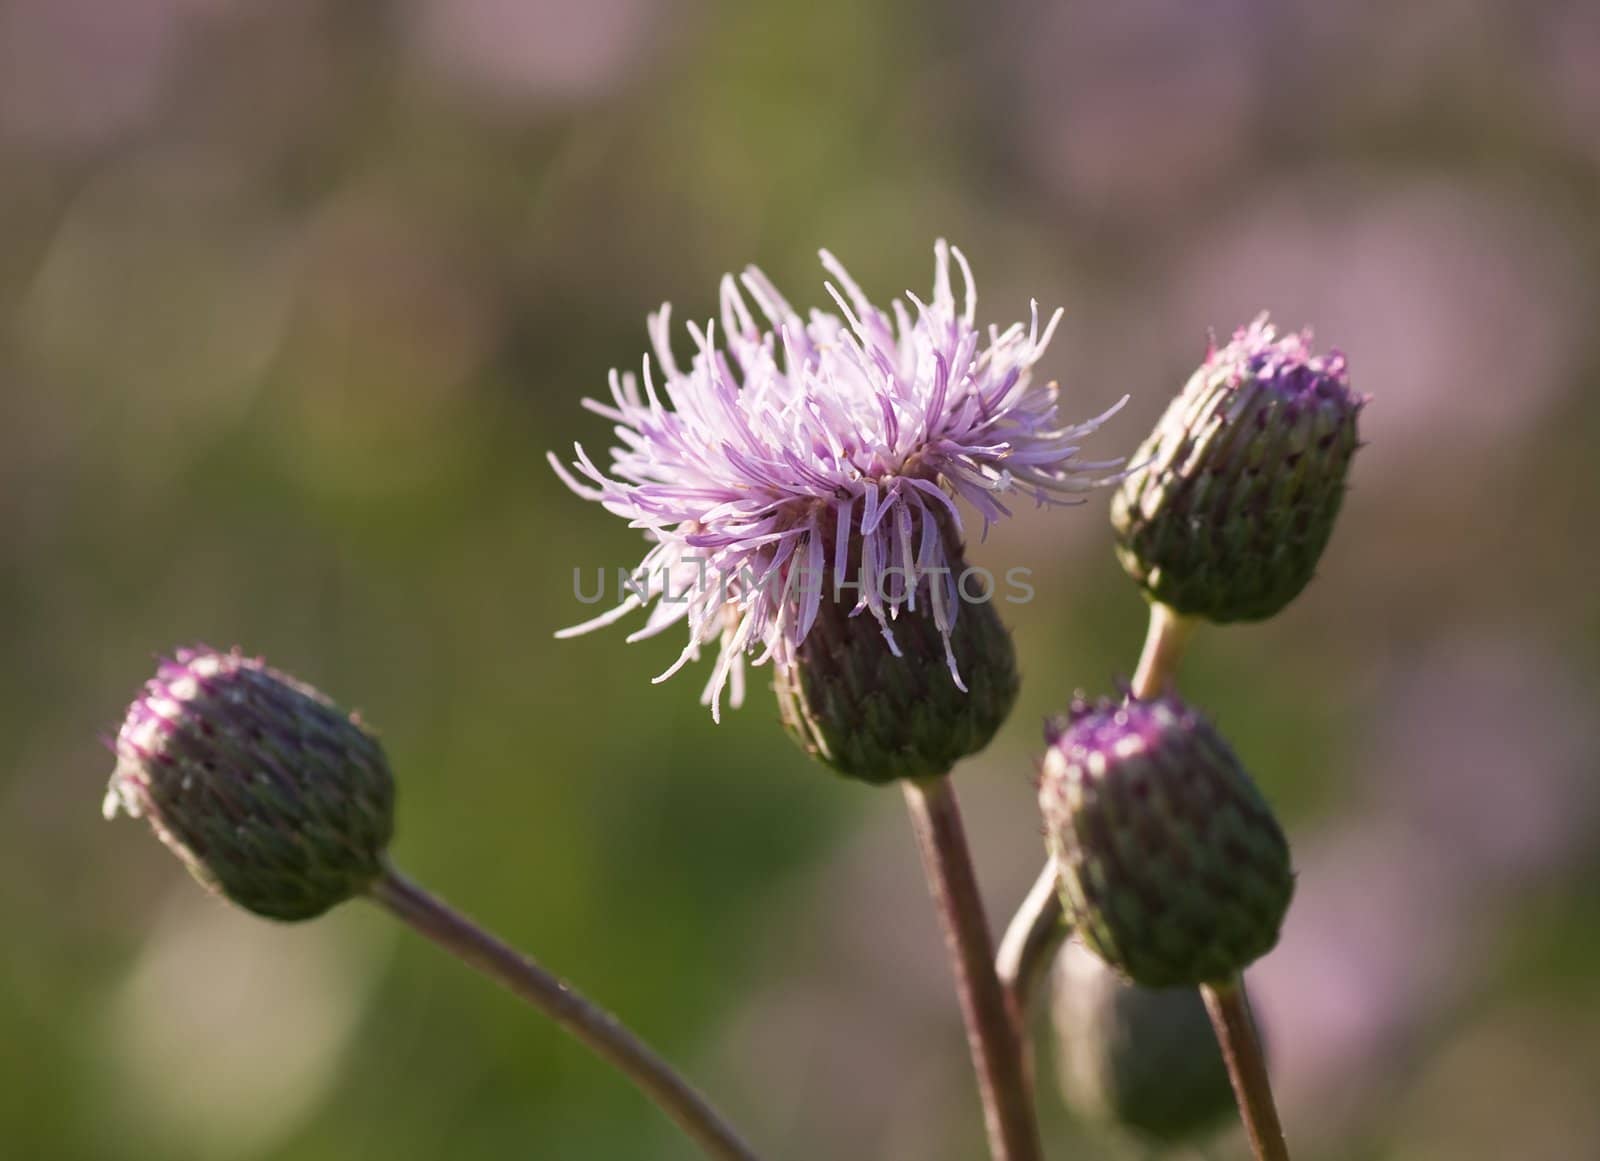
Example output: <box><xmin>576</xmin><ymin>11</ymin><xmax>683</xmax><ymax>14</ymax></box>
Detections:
<box><xmin>104</xmin><ymin>647</ymin><xmax>395</xmax><ymax>921</ymax></box>
<box><xmin>1039</xmin><ymin>692</ymin><xmax>1293</xmax><ymax>987</ymax></box>
<box><xmin>551</xmin><ymin>241</ymin><xmax>1124</xmax><ymax>718</ymax></box>
<box><xmin>1112</xmin><ymin>314</ymin><xmax>1365</xmax><ymax>623</ymax></box>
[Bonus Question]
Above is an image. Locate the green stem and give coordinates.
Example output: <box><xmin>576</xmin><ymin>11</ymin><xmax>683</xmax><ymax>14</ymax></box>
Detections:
<box><xmin>995</xmin><ymin>858</ymin><xmax>1068</xmax><ymax>1033</ymax></box>
<box><xmin>369</xmin><ymin>864</ymin><xmax>763</xmax><ymax>1161</ymax></box>
<box><xmin>1131</xmin><ymin>601</ymin><xmax>1196</xmax><ymax>699</ymax></box>
<box><xmin>1134</xmin><ymin>608</ymin><xmax>1289</xmax><ymax>1158</ymax></box>
<box><xmin>903</xmin><ymin>775</ymin><xmax>1044</xmax><ymax>1161</ymax></box>
<box><xmin>1202</xmin><ymin>977</ymin><xmax>1290</xmax><ymax>1161</ymax></box>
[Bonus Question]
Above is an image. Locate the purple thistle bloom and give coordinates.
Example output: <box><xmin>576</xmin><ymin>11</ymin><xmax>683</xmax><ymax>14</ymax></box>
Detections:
<box><xmin>550</xmin><ymin>241</ymin><xmax>1126</xmax><ymax>719</ymax></box>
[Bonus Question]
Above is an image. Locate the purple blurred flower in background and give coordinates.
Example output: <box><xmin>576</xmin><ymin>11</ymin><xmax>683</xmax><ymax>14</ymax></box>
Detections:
<box><xmin>550</xmin><ymin>241</ymin><xmax>1124</xmax><ymax>717</ymax></box>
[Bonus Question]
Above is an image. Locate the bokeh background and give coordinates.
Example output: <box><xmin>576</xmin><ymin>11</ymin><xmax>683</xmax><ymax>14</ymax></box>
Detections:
<box><xmin>4</xmin><ymin>1</ymin><xmax>1599</xmax><ymax>1158</ymax></box>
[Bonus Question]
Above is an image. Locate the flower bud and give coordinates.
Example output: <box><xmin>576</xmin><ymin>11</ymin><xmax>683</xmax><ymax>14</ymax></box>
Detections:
<box><xmin>1111</xmin><ymin>314</ymin><xmax>1364</xmax><ymax>623</ymax></box>
<box><xmin>1052</xmin><ymin>940</ymin><xmax>1235</xmax><ymax>1143</ymax></box>
<box><xmin>775</xmin><ymin>521</ymin><xmax>1018</xmax><ymax>784</ymax></box>
<box><xmin>104</xmin><ymin>647</ymin><xmax>395</xmax><ymax>921</ymax></box>
<box><xmin>1038</xmin><ymin>693</ymin><xmax>1293</xmax><ymax>987</ymax></box>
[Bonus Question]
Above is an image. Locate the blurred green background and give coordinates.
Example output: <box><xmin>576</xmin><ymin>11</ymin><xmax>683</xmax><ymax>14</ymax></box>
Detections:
<box><xmin>3</xmin><ymin>1</ymin><xmax>1599</xmax><ymax>1158</ymax></box>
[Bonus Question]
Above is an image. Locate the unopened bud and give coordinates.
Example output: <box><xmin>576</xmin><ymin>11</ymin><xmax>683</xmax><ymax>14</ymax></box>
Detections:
<box><xmin>1052</xmin><ymin>939</ymin><xmax>1236</xmax><ymax>1142</ymax></box>
<box><xmin>1039</xmin><ymin>693</ymin><xmax>1293</xmax><ymax>987</ymax></box>
<box><xmin>1112</xmin><ymin>314</ymin><xmax>1364</xmax><ymax>623</ymax></box>
<box><xmin>104</xmin><ymin>647</ymin><xmax>395</xmax><ymax>921</ymax></box>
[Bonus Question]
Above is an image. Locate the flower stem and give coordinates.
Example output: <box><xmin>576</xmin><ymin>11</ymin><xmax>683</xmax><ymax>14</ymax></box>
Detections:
<box><xmin>1201</xmin><ymin>976</ymin><xmax>1289</xmax><ymax>1161</ymax></box>
<box><xmin>1137</xmin><ymin>609</ymin><xmax>1289</xmax><ymax>1158</ymax></box>
<box><xmin>1131</xmin><ymin>601</ymin><xmax>1196</xmax><ymax>699</ymax></box>
<box><xmin>995</xmin><ymin>858</ymin><xmax>1067</xmax><ymax>1033</ymax></box>
<box><xmin>368</xmin><ymin>863</ymin><xmax>764</xmax><ymax>1161</ymax></box>
<box><xmin>903</xmin><ymin>775</ymin><xmax>1044</xmax><ymax>1161</ymax></box>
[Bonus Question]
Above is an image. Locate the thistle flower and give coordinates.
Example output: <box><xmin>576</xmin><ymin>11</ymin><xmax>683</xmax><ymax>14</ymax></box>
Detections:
<box><xmin>104</xmin><ymin>647</ymin><xmax>395</xmax><ymax>921</ymax></box>
<box><xmin>1039</xmin><ymin>693</ymin><xmax>1293</xmax><ymax>988</ymax></box>
<box><xmin>1052</xmin><ymin>939</ymin><xmax>1235</xmax><ymax>1143</ymax></box>
<box><xmin>1112</xmin><ymin>314</ymin><xmax>1364</xmax><ymax>623</ymax></box>
<box><xmin>550</xmin><ymin>241</ymin><xmax>1124</xmax><ymax>722</ymax></box>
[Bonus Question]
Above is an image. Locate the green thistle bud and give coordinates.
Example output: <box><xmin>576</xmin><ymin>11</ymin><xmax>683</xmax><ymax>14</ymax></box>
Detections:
<box><xmin>104</xmin><ymin>647</ymin><xmax>395</xmax><ymax>921</ymax></box>
<box><xmin>775</xmin><ymin>516</ymin><xmax>1019</xmax><ymax>784</ymax></box>
<box><xmin>1111</xmin><ymin>314</ymin><xmax>1364</xmax><ymax>623</ymax></box>
<box><xmin>1052</xmin><ymin>939</ymin><xmax>1235</xmax><ymax>1143</ymax></box>
<box><xmin>1038</xmin><ymin>693</ymin><xmax>1293</xmax><ymax>987</ymax></box>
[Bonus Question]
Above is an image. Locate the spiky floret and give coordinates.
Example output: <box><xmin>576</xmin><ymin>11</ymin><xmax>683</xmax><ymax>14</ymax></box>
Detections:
<box><xmin>104</xmin><ymin>647</ymin><xmax>394</xmax><ymax>921</ymax></box>
<box><xmin>1039</xmin><ymin>693</ymin><xmax>1293</xmax><ymax>988</ymax></box>
<box><xmin>1111</xmin><ymin>314</ymin><xmax>1364</xmax><ymax>623</ymax></box>
<box><xmin>551</xmin><ymin>241</ymin><xmax>1123</xmax><ymax>718</ymax></box>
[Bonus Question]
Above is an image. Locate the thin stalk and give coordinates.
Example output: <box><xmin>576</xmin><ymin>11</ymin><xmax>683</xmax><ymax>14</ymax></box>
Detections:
<box><xmin>369</xmin><ymin>863</ymin><xmax>763</xmax><ymax>1161</ymax></box>
<box><xmin>1201</xmin><ymin>977</ymin><xmax>1289</xmax><ymax>1161</ymax></box>
<box><xmin>995</xmin><ymin>858</ymin><xmax>1067</xmax><ymax>1032</ymax></box>
<box><xmin>1131</xmin><ymin>601</ymin><xmax>1196</xmax><ymax>698</ymax></box>
<box><xmin>995</xmin><ymin>601</ymin><xmax>1197</xmax><ymax>1020</ymax></box>
<box><xmin>903</xmin><ymin>775</ymin><xmax>1044</xmax><ymax>1161</ymax></box>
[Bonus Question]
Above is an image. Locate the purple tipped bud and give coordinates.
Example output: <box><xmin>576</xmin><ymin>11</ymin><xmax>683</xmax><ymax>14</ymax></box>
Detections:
<box><xmin>1111</xmin><ymin>314</ymin><xmax>1364</xmax><ymax>622</ymax></box>
<box><xmin>104</xmin><ymin>648</ymin><xmax>395</xmax><ymax>921</ymax></box>
<box><xmin>1039</xmin><ymin>693</ymin><xmax>1293</xmax><ymax>987</ymax></box>
<box><xmin>1052</xmin><ymin>940</ymin><xmax>1236</xmax><ymax>1143</ymax></box>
